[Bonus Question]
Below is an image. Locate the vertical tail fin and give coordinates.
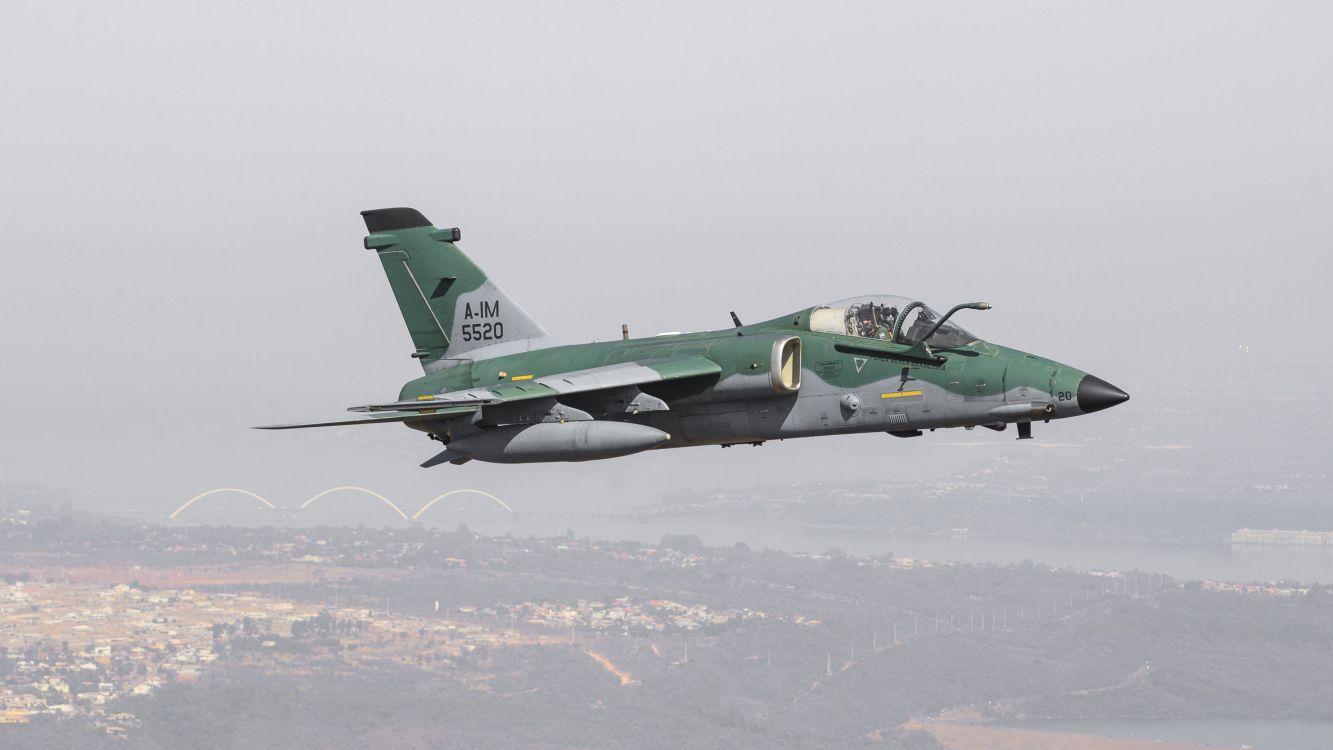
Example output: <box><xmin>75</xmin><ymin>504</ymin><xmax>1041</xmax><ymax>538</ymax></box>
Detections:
<box><xmin>361</xmin><ymin>208</ymin><xmax>548</xmax><ymax>370</ymax></box>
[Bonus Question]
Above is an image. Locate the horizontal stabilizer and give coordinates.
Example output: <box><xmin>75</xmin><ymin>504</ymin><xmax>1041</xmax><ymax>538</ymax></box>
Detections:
<box><xmin>254</xmin><ymin>406</ymin><xmax>476</xmax><ymax>430</ymax></box>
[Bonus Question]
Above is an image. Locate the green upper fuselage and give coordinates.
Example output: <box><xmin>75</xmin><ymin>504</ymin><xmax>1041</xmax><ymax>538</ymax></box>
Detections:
<box><xmin>395</xmin><ymin>299</ymin><xmax>1122</xmax><ymax>447</ymax></box>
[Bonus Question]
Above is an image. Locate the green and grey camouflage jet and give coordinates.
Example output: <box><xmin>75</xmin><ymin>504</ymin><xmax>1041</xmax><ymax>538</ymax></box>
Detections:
<box><xmin>260</xmin><ymin>208</ymin><xmax>1129</xmax><ymax>466</ymax></box>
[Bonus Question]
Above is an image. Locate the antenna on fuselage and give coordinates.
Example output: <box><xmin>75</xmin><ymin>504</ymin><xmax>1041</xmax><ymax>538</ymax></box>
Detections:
<box><xmin>729</xmin><ymin>311</ymin><xmax>743</xmax><ymax>336</ymax></box>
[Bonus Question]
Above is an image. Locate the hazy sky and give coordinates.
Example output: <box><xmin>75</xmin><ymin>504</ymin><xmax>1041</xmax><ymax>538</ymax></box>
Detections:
<box><xmin>2</xmin><ymin>2</ymin><xmax>1330</xmax><ymax>515</ymax></box>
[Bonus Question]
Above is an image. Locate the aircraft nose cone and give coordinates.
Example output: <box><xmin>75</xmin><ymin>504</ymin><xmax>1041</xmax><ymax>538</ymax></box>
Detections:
<box><xmin>1077</xmin><ymin>375</ymin><xmax>1130</xmax><ymax>413</ymax></box>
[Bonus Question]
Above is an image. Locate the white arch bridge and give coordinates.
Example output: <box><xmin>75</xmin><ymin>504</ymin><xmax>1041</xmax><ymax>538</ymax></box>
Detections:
<box><xmin>170</xmin><ymin>487</ymin><xmax>515</xmax><ymax>522</ymax></box>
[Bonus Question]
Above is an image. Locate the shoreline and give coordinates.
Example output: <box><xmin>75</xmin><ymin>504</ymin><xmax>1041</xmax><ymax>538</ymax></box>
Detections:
<box><xmin>903</xmin><ymin>719</ymin><xmax>1242</xmax><ymax>750</ymax></box>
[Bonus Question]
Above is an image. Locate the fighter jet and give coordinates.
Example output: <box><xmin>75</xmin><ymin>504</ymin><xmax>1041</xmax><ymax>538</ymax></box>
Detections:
<box><xmin>259</xmin><ymin>208</ymin><xmax>1129</xmax><ymax>466</ymax></box>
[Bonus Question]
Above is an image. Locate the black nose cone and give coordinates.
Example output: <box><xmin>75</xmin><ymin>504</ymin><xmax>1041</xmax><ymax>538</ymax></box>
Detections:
<box><xmin>1077</xmin><ymin>375</ymin><xmax>1130</xmax><ymax>413</ymax></box>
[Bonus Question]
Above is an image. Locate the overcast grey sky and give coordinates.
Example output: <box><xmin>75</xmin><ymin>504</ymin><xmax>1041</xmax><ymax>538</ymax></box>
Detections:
<box><xmin>1</xmin><ymin>2</ymin><xmax>1329</xmax><ymax>514</ymax></box>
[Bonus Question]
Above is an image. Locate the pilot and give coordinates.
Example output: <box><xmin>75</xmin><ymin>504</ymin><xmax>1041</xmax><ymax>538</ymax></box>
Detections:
<box><xmin>876</xmin><ymin>305</ymin><xmax>899</xmax><ymax>339</ymax></box>
<box><xmin>855</xmin><ymin>304</ymin><xmax>878</xmax><ymax>338</ymax></box>
<box><xmin>853</xmin><ymin>303</ymin><xmax>898</xmax><ymax>340</ymax></box>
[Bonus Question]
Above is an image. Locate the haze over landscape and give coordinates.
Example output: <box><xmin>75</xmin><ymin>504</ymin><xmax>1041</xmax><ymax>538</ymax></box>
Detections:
<box><xmin>2</xmin><ymin>2</ymin><xmax>1331</xmax><ymax>748</ymax></box>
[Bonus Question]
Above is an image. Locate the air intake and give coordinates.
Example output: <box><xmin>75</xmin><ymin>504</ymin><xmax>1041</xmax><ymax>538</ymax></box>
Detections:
<box><xmin>771</xmin><ymin>336</ymin><xmax>802</xmax><ymax>393</ymax></box>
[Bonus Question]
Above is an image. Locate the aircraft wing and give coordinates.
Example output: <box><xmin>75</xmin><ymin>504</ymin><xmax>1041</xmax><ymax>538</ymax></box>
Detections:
<box><xmin>255</xmin><ymin>406</ymin><xmax>479</xmax><ymax>430</ymax></box>
<box><xmin>348</xmin><ymin>356</ymin><xmax>722</xmax><ymax>413</ymax></box>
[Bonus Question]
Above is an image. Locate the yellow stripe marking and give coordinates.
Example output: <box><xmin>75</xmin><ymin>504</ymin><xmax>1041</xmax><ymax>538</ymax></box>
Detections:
<box><xmin>511</xmin><ymin>374</ymin><xmax>534</xmax><ymax>381</ymax></box>
<box><xmin>881</xmin><ymin>390</ymin><xmax>924</xmax><ymax>399</ymax></box>
<box><xmin>417</xmin><ymin>396</ymin><xmax>434</xmax><ymax>401</ymax></box>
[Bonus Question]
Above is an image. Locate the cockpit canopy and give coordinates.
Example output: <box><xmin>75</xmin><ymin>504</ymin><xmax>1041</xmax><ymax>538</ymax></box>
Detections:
<box><xmin>809</xmin><ymin>295</ymin><xmax>980</xmax><ymax>348</ymax></box>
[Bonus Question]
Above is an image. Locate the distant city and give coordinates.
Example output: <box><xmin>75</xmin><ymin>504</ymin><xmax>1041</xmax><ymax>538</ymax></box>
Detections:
<box><xmin>3</xmin><ymin>497</ymin><xmax>1331</xmax><ymax>749</ymax></box>
<box><xmin>1230</xmin><ymin>528</ymin><xmax>1333</xmax><ymax>547</ymax></box>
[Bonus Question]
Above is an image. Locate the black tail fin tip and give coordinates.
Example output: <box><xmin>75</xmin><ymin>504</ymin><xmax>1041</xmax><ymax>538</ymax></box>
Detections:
<box><xmin>361</xmin><ymin>207</ymin><xmax>433</xmax><ymax>233</ymax></box>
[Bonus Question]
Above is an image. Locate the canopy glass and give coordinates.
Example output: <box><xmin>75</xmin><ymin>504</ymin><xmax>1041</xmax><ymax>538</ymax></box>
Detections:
<box><xmin>809</xmin><ymin>295</ymin><xmax>979</xmax><ymax>348</ymax></box>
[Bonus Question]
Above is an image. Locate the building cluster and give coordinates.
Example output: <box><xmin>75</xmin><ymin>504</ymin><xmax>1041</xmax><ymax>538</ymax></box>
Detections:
<box><xmin>0</xmin><ymin>579</ymin><xmax>559</xmax><ymax>730</ymax></box>
<box><xmin>545</xmin><ymin>537</ymin><xmax>719</xmax><ymax>567</ymax></box>
<box><xmin>0</xmin><ymin>508</ymin><xmax>33</xmax><ymax>527</ymax></box>
<box><xmin>0</xmin><ymin>563</ymin><xmax>782</xmax><ymax>732</ymax></box>
<box><xmin>1201</xmin><ymin>580</ymin><xmax>1310</xmax><ymax>597</ymax></box>
<box><xmin>791</xmin><ymin>551</ymin><xmax>937</xmax><ymax>571</ymax></box>
<box><xmin>1230</xmin><ymin>528</ymin><xmax>1333</xmax><ymax>546</ymax></box>
<box><xmin>503</xmin><ymin>596</ymin><xmax>787</xmax><ymax>634</ymax></box>
<box><xmin>0</xmin><ymin>580</ymin><xmax>318</xmax><ymax>729</ymax></box>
